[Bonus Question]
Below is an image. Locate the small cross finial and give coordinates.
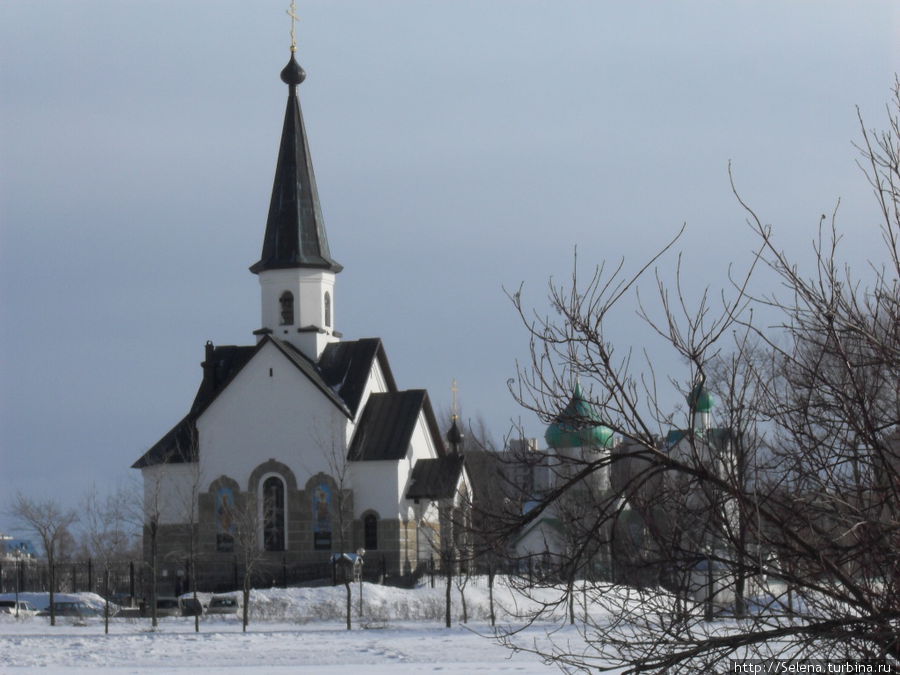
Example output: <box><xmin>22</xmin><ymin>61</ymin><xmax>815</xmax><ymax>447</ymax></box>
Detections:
<box><xmin>451</xmin><ymin>379</ymin><xmax>460</xmax><ymax>420</ymax></box>
<box><xmin>287</xmin><ymin>0</ymin><xmax>299</xmax><ymax>53</ymax></box>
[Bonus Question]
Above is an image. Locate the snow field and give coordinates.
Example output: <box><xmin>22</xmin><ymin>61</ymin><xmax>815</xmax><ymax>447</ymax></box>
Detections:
<box><xmin>0</xmin><ymin>576</ymin><xmax>612</xmax><ymax>673</ymax></box>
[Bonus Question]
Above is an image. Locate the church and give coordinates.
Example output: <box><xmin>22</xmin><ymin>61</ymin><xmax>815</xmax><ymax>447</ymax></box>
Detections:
<box><xmin>132</xmin><ymin>46</ymin><xmax>470</xmax><ymax>589</ymax></box>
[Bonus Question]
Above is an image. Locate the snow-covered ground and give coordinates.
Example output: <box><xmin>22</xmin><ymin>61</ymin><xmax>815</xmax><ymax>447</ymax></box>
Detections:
<box><xmin>0</xmin><ymin>577</ymin><xmax>610</xmax><ymax>673</ymax></box>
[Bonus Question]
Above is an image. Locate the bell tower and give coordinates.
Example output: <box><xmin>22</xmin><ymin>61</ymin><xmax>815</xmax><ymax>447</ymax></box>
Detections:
<box><xmin>250</xmin><ymin>48</ymin><xmax>342</xmax><ymax>359</ymax></box>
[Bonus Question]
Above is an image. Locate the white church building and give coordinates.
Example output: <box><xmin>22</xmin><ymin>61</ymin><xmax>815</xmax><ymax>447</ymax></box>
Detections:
<box><xmin>133</xmin><ymin>50</ymin><xmax>470</xmax><ymax>589</ymax></box>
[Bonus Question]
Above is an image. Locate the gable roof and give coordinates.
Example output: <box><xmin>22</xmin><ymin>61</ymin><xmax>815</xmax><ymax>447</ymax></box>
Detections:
<box><xmin>318</xmin><ymin>338</ymin><xmax>397</xmax><ymax>416</ymax></box>
<box><xmin>134</xmin><ymin>336</ymin><xmax>363</xmax><ymax>469</ymax></box>
<box><xmin>405</xmin><ymin>455</ymin><xmax>466</xmax><ymax>500</ymax></box>
<box><xmin>347</xmin><ymin>390</ymin><xmax>426</xmax><ymax>461</ymax></box>
<box><xmin>347</xmin><ymin>388</ymin><xmax>447</xmax><ymax>462</ymax></box>
<box><xmin>269</xmin><ymin>337</ymin><xmax>352</xmax><ymax>416</ymax></box>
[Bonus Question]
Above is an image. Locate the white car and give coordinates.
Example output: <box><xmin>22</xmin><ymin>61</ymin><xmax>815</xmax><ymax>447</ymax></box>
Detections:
<box><xmin>206</xmin><ymin>595</ymin><xmax>239</xmax><ymax>615</ymax></box>
<box><xmin>0</xmin><ymin>599</ymin><xmax>39</xmax><ymax>617</ymax></box>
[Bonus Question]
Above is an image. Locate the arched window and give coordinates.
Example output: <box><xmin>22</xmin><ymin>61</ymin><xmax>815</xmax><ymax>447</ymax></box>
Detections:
<box><xmin>262</xmin><ymin>476</ymin><xmax>285</xmax><ymax>551</ymax></box>
<box><xmin>363</xmin><ymin>513</ymin><xmax>378</xmax><ymax>550</ymax></box>
<box><xmin>324</xmin><ymin>292</ymin><xmax>331</xmax><ymax>328</ymax></box>
<box><xmin>279</xmin><ymin>291</ymin><xmax>294</xmax><ymax>325</ymax></box>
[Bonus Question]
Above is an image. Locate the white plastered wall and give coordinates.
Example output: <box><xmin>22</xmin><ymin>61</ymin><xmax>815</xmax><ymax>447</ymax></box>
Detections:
<box><xmin>141</xmin><ymin>463</ymin><xmax>198</xmax><ymax>525</ymax></box>
<box><xmin>196</xmin><ymin>340</ymin><xmax>350</xmax><ymax>489</ymax></box>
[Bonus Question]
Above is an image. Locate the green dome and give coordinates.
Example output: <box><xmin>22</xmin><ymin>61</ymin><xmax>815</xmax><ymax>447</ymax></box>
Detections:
<box><xmin>545</xmin><ymin>383</ymin><xmax>614</xmax><ymax>449</ymax></box>
<box><xmin>687</xmin><ymin>384</ymin><xmax>714</xmax><ymax>412</ymax></box>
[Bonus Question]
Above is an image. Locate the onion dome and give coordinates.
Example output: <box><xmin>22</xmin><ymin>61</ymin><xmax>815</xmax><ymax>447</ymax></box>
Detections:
<box><xmin>687</xmin><ymin>384</ymin><xmax>714</xmax><ymax>412</ymax></box>
<box><xmin>545</xmin><ymin>382</ymin><xmax>614</xmax><ymax>449</ymax></box>
<box><xmin>280</xmin><ymin>55</ymin><xmax>306</xmax><ymax>87</ymax></box>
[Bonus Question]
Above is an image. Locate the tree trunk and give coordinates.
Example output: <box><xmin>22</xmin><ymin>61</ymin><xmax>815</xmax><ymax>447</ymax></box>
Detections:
<box><xmin>459</xmin><ymin>584</ymin><xmax>467</xmax><ymax>624</ymax></box>
<box><xmin>344</xmin><ymin>580</ymin><xmax>352</xmax><ymax>630</ymax></box>
<box><xmin>488</xmin><ymin>564</ymin><xmax>495</xmax><ymax>627</ymax></box>
<box><xmin>444</xmin><ymin>557</ymin><xmax>452</xmax><ymax>628</ymax></box>
<box><xmin>150</xmin><ymin>521</ymin><xmax>158</xmax><ymax>629</ymax></box>
<box><xmin>567</xmin><ymin>576</ymin><xmax>575</xmax><ymax>626</ymax></box>
<box><xmin>242</xmin><ymin>586</ymin><xmax>250</xmax><ymax>633</ymax></box>
<box><xmin>49</xmin><ymin>559</ymin><xmax>56</xmax><ymax>626</ymax></box>
<box><xmin>104</xmin><ymin>567</ymin><xmax>110</xmax><ymax>635</ymax></box>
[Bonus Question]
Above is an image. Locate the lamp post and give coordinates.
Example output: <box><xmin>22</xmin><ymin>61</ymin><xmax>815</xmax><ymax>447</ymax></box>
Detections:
<box><xmin>356</xmin><ymin>548</ymin><xmax>365</xmax><ymax>618</ymax></box>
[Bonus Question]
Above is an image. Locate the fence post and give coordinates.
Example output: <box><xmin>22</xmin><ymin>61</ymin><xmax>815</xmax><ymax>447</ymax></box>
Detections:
<box><xmin>429</xmin><ymin>555</ymin><xmax>435</xmax><ymax>588</ymax></box>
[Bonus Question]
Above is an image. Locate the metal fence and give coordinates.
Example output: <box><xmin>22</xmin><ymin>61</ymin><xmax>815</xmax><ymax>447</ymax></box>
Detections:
<box><xmin>0</xmin><ymin>555</ymin><xmax>543</xmax><ymax>602</ymax></box>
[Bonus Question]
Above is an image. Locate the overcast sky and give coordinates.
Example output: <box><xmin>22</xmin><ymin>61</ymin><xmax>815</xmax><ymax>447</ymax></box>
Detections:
<box><xmin>1</xmin><ymin>1</ymin><xmax>897</xmax><ymax>535</ymax></box>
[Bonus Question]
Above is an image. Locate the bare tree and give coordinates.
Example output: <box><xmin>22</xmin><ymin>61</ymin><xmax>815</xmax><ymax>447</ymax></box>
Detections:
<box><xmin>229</xmin><ymin>489</ymin><xmax>268</xmax><ymax>633</ymax></box>
<box><xmin>81</xmin><ymin>486</ymin><xmax>132</xmax><ymax>633</ymax></box>
<box><xmin>321</xmin><ymin>420</ymin><xmax>355</xmax><ymax>630</ymax></box>
<box><xmin>492</xmin><ymin>81</ymin><xmax>900</xmax><ymax>672</ymax></box>
<box><xmin>10</xmin><ymin>494</ymin><xmax>78</xmax><ymax>626</ymax></box>
<box><xmin>170</xmin><ymin>449</ymin><xmax>204</xmax><ymax>633</ymax></box>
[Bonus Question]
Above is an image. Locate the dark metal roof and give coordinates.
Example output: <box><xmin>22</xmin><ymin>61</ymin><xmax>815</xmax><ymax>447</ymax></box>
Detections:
<box><xmin>134</xmin><ymin>337</ymin><xmax>355</xmax><ymax>469</ymax></box>
<box><xmin>347</xmin><ymin>390</ymin><xmax>428</xmax><ymax>461</ymax></box>
<box><xmin>318</xmin><ymin>339</ymin><xmax>398</xmax><ymax>417</ymax></box>
<box><xmin>269</xmin><ymin>338</ymin><xmax>351</xmax><ymax>415</ymax></box>
<box><xmin>406</xmin><ymin>455</ymin><xmax>466</xmax><ymax>500</ymax></box>
<box><xmin>250</xmin><ymin>54</ymin><xmax>341</xmax><ymax>275</ymax></box>
<box><xmin>134</xmin><ymin>336</ymin><xmax>431</xmax><ymax>469</ymax></box>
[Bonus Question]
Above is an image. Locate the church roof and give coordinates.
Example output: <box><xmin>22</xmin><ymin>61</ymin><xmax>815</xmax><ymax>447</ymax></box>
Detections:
<box><xmin>249</xmin><ymin>54</ymin><xmax>341</xmax><ymax>275</ymax></box>
<box><xmin>545</xmin><ymin>382</ymin><xmax>614</xmax><ymax>449</ymax></box>
<box><xmin>348</xmin><ymin>390</ymin><xmax>444</xmax><ymax>461</ymax></box>
<box><xmin>270</xmin><ymin>337</ymin><xmax>352</xmax><ymax>414</ymax></box>
<box><xmin>318</xmin><ymin>338</ymin><xmax>397</xmax><ymax>417</ymax></box>
<box><xmin>135</xmin><ymin>336</ymin><xmax>383</xmax><ymax>469</ymax></box>
<box><xmin>132</xmin><ymin>414</ymin><xmax>198</xmax><ymax>468</ymax></box>
<box><xmin>406</xmin><ymin>455</ymin><xmax>466</xmax><ymax>500</ymax></box>
<box><xmin>133</xmin><ymin>344</ymin><xmax>256</xmax><ymax>468</ymax></box>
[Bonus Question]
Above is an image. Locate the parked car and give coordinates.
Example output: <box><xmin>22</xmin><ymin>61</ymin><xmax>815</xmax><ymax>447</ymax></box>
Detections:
<box><xmin>0</xmin><ymin>599</ymin><xmax>38</xmax><ymax>617</ymax></box>
<box><xmin>206</xmin><ymin>595</ymin><xmax>239</xmax><ymax>615</ymax></box>
<box><xmin>36</xmin><ymin>601</ymin><xmax>99</xmax><ymax>618</ymax></box>
<box><xmin>179</xmin><ymin>597</ymin><xmax>203</xmax><ymax>617</ymax></box>
<box><xmin>154</xmin><ymin>597</ymin><xmax>181</xmax><ymax>617</ymax></box>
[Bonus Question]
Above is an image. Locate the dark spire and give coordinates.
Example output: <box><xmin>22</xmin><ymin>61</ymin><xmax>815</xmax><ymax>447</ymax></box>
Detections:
<box><xmin>447</xmin><ymin>417</ymin><xmax>464</xmax><ymax>455</ymax></box>
<box><xmin>250</xmin><ymin>54</ymin><xmax>342</xmax><ymax>275</ymax></box>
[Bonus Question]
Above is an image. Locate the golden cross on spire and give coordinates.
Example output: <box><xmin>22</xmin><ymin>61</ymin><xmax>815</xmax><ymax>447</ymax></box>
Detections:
<box><xmin>287</xmin><ymin>0</ymin><xmax>299</xmax><ymax>53</ymax></box>
<box><xmin>451</xmin><ymin>379</ymin><xmax>460</xmax><ymax>420</ymax></box>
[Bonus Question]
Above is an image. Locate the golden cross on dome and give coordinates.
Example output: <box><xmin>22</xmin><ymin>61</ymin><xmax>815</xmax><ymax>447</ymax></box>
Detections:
<box><xmin>451</xmin><ymin>379</ymin><xmax>460</xmax><ymax>420</ymax></box>
<box><xmin>287</xmin><ymin>0</ymin><xmax>299</xmax><ymax>53</ymax></box>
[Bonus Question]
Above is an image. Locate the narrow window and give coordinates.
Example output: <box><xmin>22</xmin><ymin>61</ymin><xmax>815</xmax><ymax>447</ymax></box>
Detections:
<box><xmin>263</xmin><ymin>476</ymin><xmax>285</xmax><ymax>551</ymax></box>
<box><xmin>324</xmin><ymin>292</ymin><xmax>332</xmax><ymax>328</ymax></box>
<box><xmin>312</xmin><ymin>482</ymin><xmax>332</xmax><ymax>550</ymax></box>
<box><xmin>279</xmin><ymin>292</ymin><xmax>294</xmax><ymax>325</ymax></box>
<box><xmin>215</xmin><ymin>487</ymin><xmax>235</xmax><ymax>553</ymax></box>
<box><xmin>364</xmin><ymin>513</ymin><xmax>378</xmax><ymax>550</ymax></box>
